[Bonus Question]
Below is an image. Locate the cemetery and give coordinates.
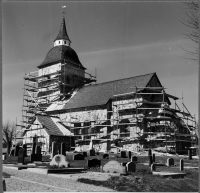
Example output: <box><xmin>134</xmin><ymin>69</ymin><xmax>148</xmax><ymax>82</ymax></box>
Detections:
<box><xmin>3</xmin><ymin>142</ymin><xmax>199</xmax><ymax>191</ymax></box>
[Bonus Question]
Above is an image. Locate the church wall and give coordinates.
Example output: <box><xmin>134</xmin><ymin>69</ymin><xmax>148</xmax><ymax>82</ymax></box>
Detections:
<box><xmin>23</xmin><ymin>118</ymin><xmax>50</xmax><ymax>155</ymax></box>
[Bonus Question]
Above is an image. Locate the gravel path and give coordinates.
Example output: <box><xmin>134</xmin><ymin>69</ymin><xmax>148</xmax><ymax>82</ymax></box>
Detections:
<box><xmin>3</xmin><ymin>166</ymin><xmax>115</xmax><ymax>192</ymax></box>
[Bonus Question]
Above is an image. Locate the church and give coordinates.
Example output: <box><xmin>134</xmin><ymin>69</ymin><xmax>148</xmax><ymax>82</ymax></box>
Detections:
<box><xmin>21</xmin><ymin>14</ymin><xmax>196</xmax><ymax>155</ymax></box>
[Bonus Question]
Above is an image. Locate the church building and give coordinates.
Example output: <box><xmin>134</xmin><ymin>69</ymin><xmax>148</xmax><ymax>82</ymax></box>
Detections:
<box><xmin>21</xmin><ymin>14</ymin><xmax>196</xmax><ymax>155</ymax></box>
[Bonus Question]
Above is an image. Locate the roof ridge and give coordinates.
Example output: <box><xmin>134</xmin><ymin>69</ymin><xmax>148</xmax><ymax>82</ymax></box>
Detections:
<box><xmin>83</xmin><ymin>72</ymin><xmax>156</xmax><ymax>88</ymax></box>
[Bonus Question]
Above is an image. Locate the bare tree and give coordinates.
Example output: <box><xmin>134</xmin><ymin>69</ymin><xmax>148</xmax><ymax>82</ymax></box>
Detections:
<box><xmin>181</xmin><ymin>1</ymin><xmax>199</xmax><ymax>62</ymax></box>
<box><xmin>2</xmin><ymin>120</ymin><xmax>21</xmax><ymax>155</ymax></box>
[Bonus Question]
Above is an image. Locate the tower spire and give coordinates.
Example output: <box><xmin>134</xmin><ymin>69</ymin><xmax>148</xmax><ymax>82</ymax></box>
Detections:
<box><xmin>54</xmin><ymin>6</ymin><xmax>71</xmax><ymax>47</ymax></box>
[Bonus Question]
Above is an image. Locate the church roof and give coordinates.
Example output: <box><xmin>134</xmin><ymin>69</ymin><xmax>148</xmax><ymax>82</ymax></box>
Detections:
<box><xmin>54</xmin><ymin>17</ymin><xmax>71</xmax><ymax>42</ymax></box>
<box><xmin>37</xmin><ymin>45</ymin><xmax>85</xmax><ymax>69</ymax></box>
<box><xmin>37</xmin><ymin>115</ymin><xmax>65</xmax><ymax>136</ymax></box>
<box><xmin>46</xmin><ymin>72</ymin><xmax>159</xmax><ymax>112</ymax></box>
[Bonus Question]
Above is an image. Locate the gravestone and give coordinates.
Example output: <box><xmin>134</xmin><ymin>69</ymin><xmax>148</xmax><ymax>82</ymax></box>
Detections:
<box><xmin>131</xmin><ymin>156</ymin><xmax>137</xmax><ymax>162</ymax></box>
<box><xmin>167</xmin><ymin>158</ymin><xmax>174</xmax><ymax>166</ymax></box>
<box><xmin>102</xmin><ymin>160</ymin><xmax>127</xmax><ymax>174</ymax></box>
<box><xmin>180</xmin><ymin>159</ymin><xmax>184</xmax><ymax>171</ymax></box>
<box><xmin>83</xmin><ymin>152</ymin><xmax>87</xmax><ymax>157</ymax></box>
<box><xmin>50</xmin><ymin>154</ymin><xmax>69</xmax><ymax>168</ymax></box>
<box><xmin>89</xmin><ymin>149</ymin><xmax>95</xmax><ymax>156</ymax></box>
<box><xmin>61</xmin><ymin>142</ymin><xmax>65</xmax><ymax>156</ymax></box>
<box><xmin>32</xmin><ymin>142</ymin><xmax>36</xmax><ymax>155</ymax></box>
<box><xmin>52</xmin><ymin>141</ymin><xmax>57</xmax><ymax>158</ymax></box>
<box><xmin>121</xmin><ymin>162</ymin><xmax>128</xmax><ymax>166</ymax></box>
<box><xmin>126</xmin><ymin>162</ymin><xmax>136</xmax><ymax>173</ymax></box>
<box><xmin>148</xmin><ymin>149</ymin><xmax>152</xmax><ymax>157</ymax></box>
<box><xmin>73</xmin><ymin>153</ymin><xmax>84</xmax><ymax>160</ymax></box>
<box><xmin>120</xmin><ymin>151</ymin><xmax>127</xmax><ymax>158</ymax></box>
<box><xmin>188</xmin><ymin>149</ymin><xmax>192</xmax><ymax>160</ymax></box>
<box><xmin>14</xmin><ymin>145</ymin><xmax>20</xmax><ymax>156</ymax></box>
<box><xmin>151</xmin><ymin>163</ymin><xmax>156</xmax><ymax>171</ymax></box>
<box><xmin>152</xmin><ymin>154</ymin><xmax>155</xmax><ymax>162</ymax></box>
<box><xmin>87</xmin><ymin>159</ymin><xmax>101</xmax><ymax>168</ymax></box>
<box><xmin>22</xmin><ymin>144</ymin><xmax>27</xmax><ymax>157</ymax></box>
<box><xmin>103</xmin><ymin>153</ymin><xmax>109</xmax><ymax>159</ymax></box>
<box><xmin>149</xmin><ymin>155</ymin><xmax>153</xmax><ymax>166</ymax></box>
<box><xmin>128</xmin><ymin>151</ymin><xmax>132</xmax><ymax>159</ymax></box>
<box><xmin>18</xmin><ymin>148</ymin><xmax>25</xmax><ymax>165</ymax></box>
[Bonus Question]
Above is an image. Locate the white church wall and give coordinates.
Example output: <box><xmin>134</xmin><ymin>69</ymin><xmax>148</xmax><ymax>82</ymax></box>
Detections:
<box><xmin>23</xmin><ymin>118</ymin><xmax>49</xmax><ymax>155</ymax></box>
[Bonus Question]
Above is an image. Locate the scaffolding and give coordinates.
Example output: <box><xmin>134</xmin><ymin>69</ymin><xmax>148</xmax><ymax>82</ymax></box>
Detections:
<box><xmin>59</xmin><ymin>86</ymin><xmax>197</xmax><ymax>154</ymax></box>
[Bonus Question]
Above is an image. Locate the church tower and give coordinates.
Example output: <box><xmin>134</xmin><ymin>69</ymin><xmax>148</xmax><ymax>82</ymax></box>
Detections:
<box><xmin>35</xmin><ymin>13</ymin><xmax>96</xmax><ymax>109</ymax></box>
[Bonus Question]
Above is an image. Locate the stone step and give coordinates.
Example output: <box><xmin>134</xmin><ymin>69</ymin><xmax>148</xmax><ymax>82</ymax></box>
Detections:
<box><xmin>47</xmin><ymin>168</ymin><xmax>87</xmax><ymax>174</ymax></box>
<box><xmin>152</xmin><ymin>172</ymin><xmax>186</xmax><ymax>178</ymax></box>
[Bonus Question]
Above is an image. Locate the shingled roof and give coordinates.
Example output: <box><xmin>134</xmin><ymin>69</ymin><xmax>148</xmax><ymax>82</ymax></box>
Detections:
<box><xmin>46</xmin><ymin>72</ymin><xmax>159</xmax><ymax>112</ymax></box>
<box><xmin>37</xmin><ymin>115</ymin><xmax>64</xmax><ymax>136</ymax></box>
<box><xmin>37</xmin><ymin>45</ymin><xmax>86</xmax><ymax>69</ymax></box>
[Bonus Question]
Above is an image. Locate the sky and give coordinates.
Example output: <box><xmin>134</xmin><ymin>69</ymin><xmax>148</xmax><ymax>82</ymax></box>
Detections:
<box><xmin>2</xmin><ymin>1</ymin><xmax>198</xmax><ymax>125</ymax></box>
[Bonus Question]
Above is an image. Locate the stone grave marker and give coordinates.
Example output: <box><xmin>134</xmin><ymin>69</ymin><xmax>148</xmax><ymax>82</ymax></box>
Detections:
<box><xmin>89</xmin><ymin>149</ymin><xmax>95</xmax><ymax>156</ymax></box>
<box><xmin>61</xmin><ymin>142</ymin><xmax>65</xmax><ymax>156</ymax></box>
<box><xmin>83</xmin><ymin>152</ymin><xmax>87</xmax><ymax>157</ymax></box>
<box><xmin>148</xmin><ymin>149</ymin><xmax>152</xmax><ymax>157</ymax></box>
<box><xmin>18</xmin><ymin>148</ymin><xmax>25</xmax><ymax>165</ymax></box>
<box><xmin>167</xmin><ymin>158</ymin><xmax>174</xmax><ymax>166</ymax></box>
<box><xmin>128</xmin><ymin>151</ymin><xmax>132</xmax><ymax>159</ymax></box>
<box><xmin>87</xmin><ymin>159</ymin><xmax>101</xmax><ymax>168</ymax></box>
<box><xmin>102</xmin><ymin>160</ymin><xmax>127</xmax><ymax>174</ymax></box>
<box><xmin>103</xmin><ymin>153</ymin><xmax>109</xmax><ymax>159</ymax></box>
<box><xmin>73</xmin><ymin>153</ymin><xmax>84</xmax><ymax>160</ymax></box>
<box><xmin>121</xmin><ymin>162</ymin><xmax>128</xmax><ymax>166</ymax></box>
<box><xmin>188</xmin><ymin>149</ymin><xmax>192</xmax><ymax>160</ymax></box>
<box><xmin>14</xmin><ymin>145</ymin><xmax>20</xmax><ymax>156</ymax></box>
<box><xmin>151</xmin><ymin>163</ymin><xmax>156</xmax><ymax>171</ymax></box>
<box><xmin>126</xmin><ymin>162</ymin><xmax>136</xmax><ymax>173</ymax></box>
<box><xmin>50</xmin><ymin>154</ymin><xmax>69</xmax><ymax>168</ymax></box>
<box><xmin>52</xmin><ymin>142</ymin><xmax>57</xmax><ymax>158</ymax></box>
<box><xmin>180</xmin><ymin>159</ymin><xmax>184</xmax><ymax>171</ymax></box>
<box><xmin>149</xmin><ymin>155</ymin><xmax>153</xmax><ymax>166</ymax></box>
<box><xmin>152</xmin><ymin>154</ymin><xmax>155</xmax><ymax>162</ymax></box>
<box><xmin>120</xmin><ymin>151</ymin><xmax>127</xmax><ymax>158</ymax></box>
<box><xmin>131</xmin><ymin>156</ymin><xmax>137</xmax><ymax>162</ymax></box>
<box><xmin>22</xmin><ymin>144</ymin><xmax>27</xmax><ymax>157</ymax></box>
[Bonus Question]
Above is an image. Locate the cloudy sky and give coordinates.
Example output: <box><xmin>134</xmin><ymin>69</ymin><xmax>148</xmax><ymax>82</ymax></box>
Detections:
<box><xmin>3</xmin><ymin>1</ymin><xmax>198</xmax><ymax>124</ymax></box>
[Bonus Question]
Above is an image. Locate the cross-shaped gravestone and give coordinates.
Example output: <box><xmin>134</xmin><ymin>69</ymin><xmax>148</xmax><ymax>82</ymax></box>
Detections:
<box><xmin>126</xmin><ymin>162</ymin><xmax>136</xmax><ymax>173</ymax></box>
<box><xmin>167</xmin><ymin>158</ymin><xmax>174</xmax><ymax>166</ymax></box>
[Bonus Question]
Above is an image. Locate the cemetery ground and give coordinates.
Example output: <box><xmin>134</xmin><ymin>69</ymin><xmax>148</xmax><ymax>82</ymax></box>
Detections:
<box><xmin>3</xmin><ymin>153</ymin><xmax>199</xmax><ymax>192</ymax></box>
